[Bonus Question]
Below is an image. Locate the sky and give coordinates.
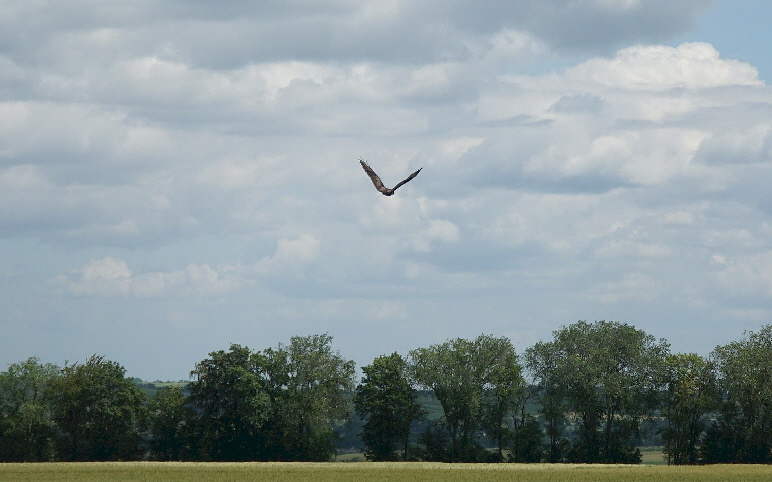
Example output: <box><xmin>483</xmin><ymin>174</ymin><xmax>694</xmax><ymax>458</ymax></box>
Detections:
<box><xmin>3</xmin><ymin>0</ymin><xmax>772</xmax><ymax>381</ymax></box>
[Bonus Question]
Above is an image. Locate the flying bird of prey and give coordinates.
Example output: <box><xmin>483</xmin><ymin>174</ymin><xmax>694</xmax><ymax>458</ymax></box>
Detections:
<box><xmin>359</xmin><ymin>159</ymin><xmax>422</xmax><ymax>196</ymax></box>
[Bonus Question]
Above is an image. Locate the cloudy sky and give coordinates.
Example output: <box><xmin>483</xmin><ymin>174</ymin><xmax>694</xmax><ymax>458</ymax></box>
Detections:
<box><xmin>3</xmin><ymin>0</ymin><xmax>772</xmax><ymax>381</ymax></box>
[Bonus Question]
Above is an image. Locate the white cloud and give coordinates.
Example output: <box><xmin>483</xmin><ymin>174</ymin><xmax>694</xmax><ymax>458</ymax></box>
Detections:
<box><xmin>59</xmin><ymin>257</ymin><xmax>245</xmax><ymax>297</ymax></box>
<box><xmin>273</xmin><ymin>235</ymin><xmax>322</xmax><ymax>264</ymax></box>
<box><xmin>256</xmin><ymin>234</ymin><xmax>322</xmax><ymax>278</ymax></box>
<box><xmin>552</xmin><ymin>128</ymin><xmax>706</xmax><ymax>186</ymax></box>
<box><xmin>566</xmin><ymin>42</ymin><xmax>761</xmax><ymax>90</ymax></box>
<box><xmin>698</xmin><ymin>123</ymin><xmax>772</xmax><ymax>165</ymax></box>
<box><xmin>410</xmin><ymin>219</ymin><xmax>460</xmax><ymax>253</ymax></box>
<box><xmin>469</xmin><ymin>41</ymin><xmax>771</xmax><ymax>203</ymax></box>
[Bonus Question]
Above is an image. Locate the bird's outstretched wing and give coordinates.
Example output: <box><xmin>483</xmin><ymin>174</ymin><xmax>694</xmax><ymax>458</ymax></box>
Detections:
<box><xmin>391</xmin><ymin>167</ymin><xmax>422</xmax><ymax>192</ymax></box>
<box><xmin>359</xmin><ymin>159</ymin><xmax>421</xmax><ymax>196</ymax></box>
<box><xmin>359</xmin><ymin>159</ymin><xmax>390</xmax><ymax>195</ymax></box>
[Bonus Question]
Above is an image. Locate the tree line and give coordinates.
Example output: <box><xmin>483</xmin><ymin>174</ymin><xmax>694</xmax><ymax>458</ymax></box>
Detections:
<box><xmin>2</xmin><ymin>322</ymin><xmax>772</xmax><ymax>464</ymax></box>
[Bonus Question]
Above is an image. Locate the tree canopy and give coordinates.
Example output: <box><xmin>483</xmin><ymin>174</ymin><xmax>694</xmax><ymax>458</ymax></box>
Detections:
<box><xmin>355</xmin><ymin>352</ymin><xmax>422</xmax><ymax>461</ymax></box>
<box><xmin>525</xmin><ymin>320</ymin><xmax>669</xmax><ymax>463</ymax></box>
<box><xmin>0</xmin><ymin>357</ymin><xmax>59</xmax><ymax>461</ymax></box>
<box><xmin>410</xmin><ymin>334</ymin><xmax>524</xmax><ymax>461</ymax></box>
<box><xmin>48</xmin><ymin>355</ymin><xmax>146</xmax><ymax>461</ymax></box>
<box><xmin>703</xmin><ymin>326</ymin><xmax>772</xmax><ymax>463</ymax></box>
<box><xmin>661</xmin><ymin>353</ymin><xmax>718</xmax><ymax>465</ymax></box>
<box><xmin>262</xmin><ymin>334</ymin><xmax>356</xmax><ymax>461</ymax></box>
<box><xmin>188</xmin><ymin>344</ymin><xmax>271</xmax><ymax>461</ymax></box>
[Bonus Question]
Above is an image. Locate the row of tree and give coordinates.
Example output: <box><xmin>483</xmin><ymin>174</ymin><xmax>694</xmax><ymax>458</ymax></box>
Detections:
<box><xmin>2</xmin><ymin>322</ymin><xmax>772</xmax><ymax>464</ymax></box>
<box><xmin>0</xmin><ymin>334</ymin><xmax>354</xmax><ymax>462</ymax></box>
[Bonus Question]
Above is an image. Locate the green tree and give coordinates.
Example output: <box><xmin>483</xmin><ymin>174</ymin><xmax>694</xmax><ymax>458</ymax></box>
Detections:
<box><xmin>355</xmin><ymin>352</ymin><xmax>423</xmax><ymax>461</ymax></box>
<box><xmin>526</xmin><ymin>320</ymin><xmax>669</xmax><ymax>463</ymax></box>
<box><xmin>147</xmin><ymin>386</ymin><xmax>195</xmax><ymax>460</ymax></box>
<box><xmin>506</xmin><ymin>385</ymin><xmax>543</xmax><ymax>463</ymax></box>
<box><xmin>188</xmin><ymin>344</ymin><xmax>271</xmax><ymax>461</ymax></box>
<box><xmin>510</xmin><ymin>415</ymin><xmax>544</xmax><ymax>462</ymax></box>
<box><xmin>704</xmin><ymin>325</ymin><xmax>772</xmax><ymax>463</ymax></box>
<box><xmin>526</xmin><ymin>343</ymin><xmax>568</xmax><ymax>462</ymax></box>
<box><xmin>410</xmin><ymin>334</ymin><xmax>523</xmax><ymax>461</ymax></box>
<box><xmin>478</xmin><ymin>336</ymin><xmax>526</xmax><ymax>461</ymax></box>
<box><xmin>262</xmin><ymin>334</ymin><xmax>356</xmax><ymax>461</ymax></box>
<box><xmin>0</xmin><ymin>357</ymin><xmax>60</xmax><ymax>461</ymax></box>
<box><xmin>661</xmin><ymin>353</ymin><xmax>718</xmax><ymax>465</ymax></box>
<box><xmin>48</xmin><ymin>355</ymin><xmax>146</xmax><ymax>461</ymax></box>
<box><xmin>537</xmin><ymin>384</ymin><xmax>569</xmax><ymax>462</ymax></box>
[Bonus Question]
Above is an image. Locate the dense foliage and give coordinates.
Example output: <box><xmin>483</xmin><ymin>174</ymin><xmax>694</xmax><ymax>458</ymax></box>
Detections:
<box><xmin>4</xmin><ymin>324</ymin><xmax>772</xmax><ymax>463</ymax></box>
<box><xmin>186</xmin><ymin>334</ymin><xmax>356</xmax><ymax>461</ymax></box>
<box><xmin>410</xmin><ymin>335</ymin><xmax>526</xmax><ymax>462</ymax></box>
<box><xmin>355</xmin><ymin>353</ymin><xmax>422</xmax><ymax>461</ymax></box>
<box><xmin>702</xmin><ymin>325</ymin><xmax>772</xmax><ymax>463</ymax></box>
<box><xmin>48</xmin><ymin>355</ymin><xmax>148</xmax><ymax>461</ymax></box>
<box><xmin>525</xmin><ymin>321</ymin><xmax>669</xmax><ymax>463</ymax></box>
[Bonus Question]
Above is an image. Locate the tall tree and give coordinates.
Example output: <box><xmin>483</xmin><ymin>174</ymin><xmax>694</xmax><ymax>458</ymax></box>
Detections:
<box><xmin>477</xmin><ymin>336</ymin><xmax>525</xmax><ymax>461</ymax></box>
<box><xmin>0</xmin><ymin>357</ymin><xmax>60</xmax><ymax>461</ymax></box>
<box><xmin>48</xmin><ymin>355</ymin><xmax>146</xmax><ymax>461</ymax></box>
<box><xmin>411</xmin><ymin>337</ymin><xmax>481</xmax><ymax>461</ymax></box>
<box><xmin>526</xmin><ymin>320</ymin><xmax>669</xmax><ymax>463</ymax></box>
<box><xmin>704</xmin><ymin>325</ymin><xmax>772</xmax><ymax>463</ymax></box>
<box><xmin>661</xmin><ymin>353</ymin><xmax>718</xmax><ymax>465</ymax></box>
<box><xmin>355</xmin><ymin>352</ymin><xmax>423</xmax><ymax>461</ymax></box>
<box><xmin>262</xmin><ymin>334</ymin><xmax>356</xmax><ymax>461</ymax></box>
<box><xmin>410</xmin><ymin>334</ymin><xmax>524</xmax><ymax>461</ymax></box>
<box><xmin>147</xmin><ymin>385</ymin><xmax>195</xmax><ymax>460</ymax></box>
<box><xmin>188</xmin><ymin>344</ymin><xmax>271</xmax><ymax>461</ymax></box>
<box><xmin>525</xmin><ymin>342</ymin><xmax>568</xmax><ymax>462</ymax></box>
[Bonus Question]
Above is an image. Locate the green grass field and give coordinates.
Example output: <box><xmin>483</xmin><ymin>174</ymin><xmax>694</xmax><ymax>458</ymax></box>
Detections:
<box><xmin>639</xmin><ymin>446</ymin><xmax>667</xmax><ymax>465</ymax></box>
<box><xmin>2</xmin><ymin>462</ymin><xmax>772</xmax><ymax>482</ymax></box>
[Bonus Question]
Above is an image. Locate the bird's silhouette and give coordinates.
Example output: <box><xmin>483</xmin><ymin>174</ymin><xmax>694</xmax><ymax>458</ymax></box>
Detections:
<box><xmin>359</xmin><ymin>159</ymin><xmax>421</xmax><ymax>196</ymax></box>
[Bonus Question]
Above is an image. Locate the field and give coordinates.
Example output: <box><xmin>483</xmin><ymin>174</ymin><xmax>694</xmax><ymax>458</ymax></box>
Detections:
<box><xmin>2</xmin><ymin>462</ymin><xmax>772</xmax><ymax>482</ymax></box>
<box><xmin>639</xmin><ymin>446</ymin><xmax>667</xmax><ymax>465</ymax></box>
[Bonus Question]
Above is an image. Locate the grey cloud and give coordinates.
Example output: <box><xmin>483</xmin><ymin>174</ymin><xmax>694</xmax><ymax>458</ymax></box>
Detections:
<box><xmin>519</xmin><ymin>0</ymin><xmax>714</xmax><ymax>53</ymax></box>
<box><xmin>2</xmin><ymin>0</ymin><xmax>713</xmax><ymax>72</ymax></box>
